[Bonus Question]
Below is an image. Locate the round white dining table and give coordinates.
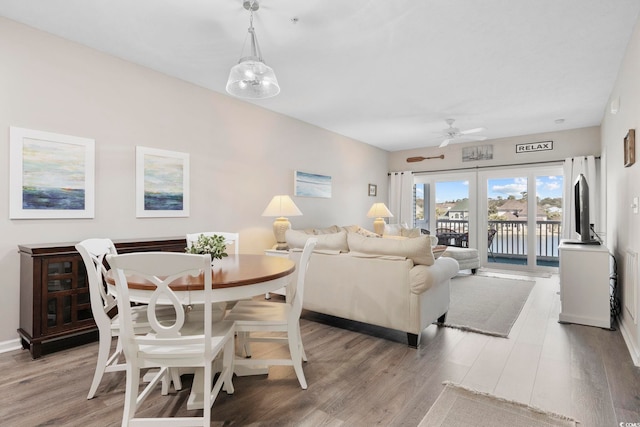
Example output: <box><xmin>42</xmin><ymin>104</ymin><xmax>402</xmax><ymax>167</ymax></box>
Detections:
<box><xmin>105</xmin><ymin>254</ymin><xmax>295</xmax><ymax>305</ymax></box>
<box><xmin>105</xmin><ymin>254</ymin><xmax>296</xmax><ymax>410</ymax></box>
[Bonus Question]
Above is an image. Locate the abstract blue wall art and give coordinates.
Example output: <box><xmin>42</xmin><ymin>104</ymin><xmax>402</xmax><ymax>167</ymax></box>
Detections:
<box><xmin>10</xmin><ymin>127</ymin><xmax>95</xmax><ymax>219</ymax></box>
<box><xmin>136</xmin><ymin>146</ymin><xmax>190</xmax><ymax>217</ymax></box>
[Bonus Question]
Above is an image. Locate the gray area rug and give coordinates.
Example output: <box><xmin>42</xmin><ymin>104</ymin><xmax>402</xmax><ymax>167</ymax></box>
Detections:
<box><xmin>419</xmin><ymin>383</ymin><xmax>578</xmax><ymax>427</ymax></box>
<box><xmin>440</xmin><ymin>275</ymin><xmax>535</xmax><ymax>337</ymax></box>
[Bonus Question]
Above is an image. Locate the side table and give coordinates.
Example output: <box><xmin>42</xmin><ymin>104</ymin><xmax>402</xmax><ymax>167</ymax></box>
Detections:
<box><xmin>264</xmin><ymin>249</ymin><xmax>290</xmax><ymax>299</ymax></box>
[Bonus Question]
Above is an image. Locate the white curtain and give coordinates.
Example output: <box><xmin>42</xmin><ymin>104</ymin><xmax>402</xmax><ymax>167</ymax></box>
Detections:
<box><xmin>388</xmin><ymin>171</ymin><xmax>414</xmax><ymax>226</ymax></box>
<box><xmin>561</xmin><ymin>156</ymin><xmax>598</xmax><ymax>240</ymax></box>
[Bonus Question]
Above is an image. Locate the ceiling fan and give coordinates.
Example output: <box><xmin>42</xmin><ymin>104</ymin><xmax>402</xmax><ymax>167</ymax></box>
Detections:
<box><xmin>438</xmin><ymin>118</ymin><xmax>487</xmax><ymax>148</ymax></box>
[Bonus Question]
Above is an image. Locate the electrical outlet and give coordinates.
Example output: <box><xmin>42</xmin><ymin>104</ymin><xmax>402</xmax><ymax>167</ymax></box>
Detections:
<box><xmin>633</xmin><ymin>197</ymin><xmax>639</xmax><ymax>214</ymax></box>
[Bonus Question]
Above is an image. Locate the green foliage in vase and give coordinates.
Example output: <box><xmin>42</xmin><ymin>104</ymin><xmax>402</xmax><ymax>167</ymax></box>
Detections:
<box><xmin>185</xmin><ymin>234</ymin><xmax>228</xmax><ymax>259</ymax></box>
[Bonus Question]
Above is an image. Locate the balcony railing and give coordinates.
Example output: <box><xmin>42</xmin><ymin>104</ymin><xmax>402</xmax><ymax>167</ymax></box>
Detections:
<box><xmin>433</xmin><ymin>219</ymin><xmax>562</xmax><ymax>266</ymax></box>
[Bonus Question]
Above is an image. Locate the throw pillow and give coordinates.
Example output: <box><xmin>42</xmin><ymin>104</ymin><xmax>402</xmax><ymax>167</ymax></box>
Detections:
<box><xmin>286</xmin><ymin>229</ymin><xmax>349</xmax><ymax>252</ymax></box>
<box><xmin>341</xmin><ymin>224</ymin><xmax>381</xmax><ymax>238</ymax></box>
<box><xmin>313</xmin><ymin>225</ymin><xmax>341</xmax><ymax>235</ymax></box>
<box><xmin>355</xmin><ymin>227</ymin><xmax>381</xmax><ymax>238</ymax></box>
<box><xmin>401</xmin><ymin>227</ymin><xmax>421</xmax><ymax>238</ymax></box>
<box><xmin>383</xmin><ymin>223</ymin><xmax>403</xmax><ymax>236</ymax></box>
<box><xmin>347</xmin><ymin>232</ymin><xmax>435</xmax><ymax>266</ymax></box>
<box><xmin>384</xmin><ymin>223</ymin><xmax>421</xmax><ymax>238</ymax></box>
<box><xmin>432</xmin><ymin>245</ymin><xmax>448</xmax><ymax>259</ymax></box>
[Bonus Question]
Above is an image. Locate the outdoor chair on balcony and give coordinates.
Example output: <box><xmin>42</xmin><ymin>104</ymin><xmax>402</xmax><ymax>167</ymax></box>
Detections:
<box><xmin>488</xmin><ymin>228</ymin><xmax>497</xmax><ymax>259</ymax></box>
<box><xmin>436</xmin><ymin>228</ymin><xmax>466</xmax><ymax>247</ymax></box>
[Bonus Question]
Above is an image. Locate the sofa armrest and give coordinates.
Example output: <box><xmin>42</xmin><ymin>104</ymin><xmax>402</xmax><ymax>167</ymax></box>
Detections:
<box><xmin>409</xmin><ymin>257</ymin><xmax>459</xmax><ymax>294</ymax></box>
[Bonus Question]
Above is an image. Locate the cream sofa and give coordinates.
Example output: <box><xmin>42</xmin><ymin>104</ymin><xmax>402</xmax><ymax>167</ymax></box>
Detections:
<box><xmin>285</xmin><ymin>226</ymin><xmax>459</xmax><ymax>347</ymax></box>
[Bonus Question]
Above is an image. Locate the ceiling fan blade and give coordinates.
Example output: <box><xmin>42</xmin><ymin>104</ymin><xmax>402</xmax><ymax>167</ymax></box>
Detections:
<box><xmin>439</xmin><ymin>139</ymin><xmax>452</xmax><ymax>148</ymax></box>
<box><xmin>460</xmin><ymin>127</ymin><xmax>486</xmax><ymax>135</ymax></box>
<box><xmin>463</xmin><ymin>135</ymin><xmax>488</xmax><ymax>141</ymax></box>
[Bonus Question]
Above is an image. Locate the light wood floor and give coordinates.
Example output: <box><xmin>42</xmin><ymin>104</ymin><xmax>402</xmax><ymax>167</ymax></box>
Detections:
<box><xmin>1</xmin><ymin>271</ymin><xmax>639</xmax><ymax>426</ymax></box>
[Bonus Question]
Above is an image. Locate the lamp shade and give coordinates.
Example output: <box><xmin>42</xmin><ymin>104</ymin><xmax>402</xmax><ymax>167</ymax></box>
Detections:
<box><xmin>367</xmin><ymin>202</ymin><xmax>393</xmax><ymax>235</ymax></box>
<box><xmin>366</xmin><ymin>203</ymin><xmax>393</xmax><ymax>218</ymax></box>
<box><xmin>262</xmin><ymin>195</ymin><xmax>302</xmax><ymax>217</ymax></box>
<box><xmin>262</xmin><ymin>195</ymin><xmax>302</xmax><ymax>250</ymax></box>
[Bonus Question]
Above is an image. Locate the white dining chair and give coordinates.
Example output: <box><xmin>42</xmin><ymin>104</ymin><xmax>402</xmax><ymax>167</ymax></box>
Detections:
<box><xmin>76</xmin><ymin>238</ymin><xmax>180</xmax><ymax>400</ymax></box>
<box><xmin>225</xmin><ymin>238</ymin><xmax>317</xmax><ymax>389</ymax></box>
<box><xmin>107</xmin><ymin>251</ymin><xmax>235</xmax><ymax>427</ymax></box>
<box><xmin>186</xmin><ymin>231</ymin><xmax>240</xmax><ymax>255</ymax></box>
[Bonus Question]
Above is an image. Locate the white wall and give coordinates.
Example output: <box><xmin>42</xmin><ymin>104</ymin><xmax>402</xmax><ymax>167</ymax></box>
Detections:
<box><xmin>0</xmin><ymin>18</ymin><xmax>389</xmax><ymax>346</ymax></box>
<box><xmin>601</xmin><ymin>14</ymin><xmax>640</xmax><ymax>365</ymax></box>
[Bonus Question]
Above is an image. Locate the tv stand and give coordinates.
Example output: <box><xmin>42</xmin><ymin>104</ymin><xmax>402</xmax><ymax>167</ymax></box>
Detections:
<box><xmin>558</xmin><ymin>240</ymin><xmax>611</xmax><ymax>329</ymax></box>
<box><xmin>562</xmin><ymin>239</ymin><xmax>601</xmax><ymax>245</ymax></box>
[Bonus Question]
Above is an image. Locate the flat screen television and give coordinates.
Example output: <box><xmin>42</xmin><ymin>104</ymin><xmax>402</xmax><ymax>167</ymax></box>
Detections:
<box><xmin>573</xmin><ymin>173</ymin><xmax>599</xmax><ymax>244</ymax></box>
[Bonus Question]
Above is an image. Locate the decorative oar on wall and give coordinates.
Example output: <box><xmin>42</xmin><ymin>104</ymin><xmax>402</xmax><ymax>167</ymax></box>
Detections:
<box><xmin>406</xmin><ymin>154</ymin><xmax>445</xmax><ymax>162</ymax></box>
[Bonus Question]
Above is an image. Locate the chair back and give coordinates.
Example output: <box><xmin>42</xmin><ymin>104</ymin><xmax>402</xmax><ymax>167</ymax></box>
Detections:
<box><xmin>289</xmin><ymin>238</ymin><xmax>317</xmax><ymax>321</ymax></box>
<box><xmin>488</xmin><ymin>229</ymin><xmax>497</xmax><ymax>247</ymax></box>
<box><xmin>106</xmin><ymin>252</ymin><xmax>214</xmax><ymax>360</ymax></box>
<box><xmin>186</xmin><ymin>231</ymin><xmax>240</xmax><ymax>255</ymax></box>
<box><xmin>75</xmin><ymin>238</ymin><xmax>119</xmax><ymax>334</ymax></box>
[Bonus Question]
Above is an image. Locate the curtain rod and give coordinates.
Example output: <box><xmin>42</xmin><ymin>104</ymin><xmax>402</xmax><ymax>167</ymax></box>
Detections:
<box><xmin>390</xmin><ymin>156</ymin><xmax>600</xmax><ymax>175</ymax></box>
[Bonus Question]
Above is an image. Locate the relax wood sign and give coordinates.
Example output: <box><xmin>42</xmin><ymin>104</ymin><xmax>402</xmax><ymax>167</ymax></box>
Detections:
<box><xmin>515</xmin><ymin>141</ymin><xmax>553</xmax><ymax>154</ymax></box>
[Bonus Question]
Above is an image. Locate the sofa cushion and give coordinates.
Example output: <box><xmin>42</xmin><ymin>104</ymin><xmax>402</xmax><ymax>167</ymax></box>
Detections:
<box><xmin>347</xmin><ymin>232</ymin><xmax>435</xmax><ymax>266</ymax></box>
<box><xmin>286</xmin><ymin>229</ymin><xmax>349</xmax><ymax>252</ymax></box>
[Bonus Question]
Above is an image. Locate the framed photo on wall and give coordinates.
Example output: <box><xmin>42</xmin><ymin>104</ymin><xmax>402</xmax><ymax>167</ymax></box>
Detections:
<box><xmin>368</xmin><ymin>183</ymin><xmax>377</xmax><ymax>197</ymax></box>
<box><xmin>294</xmin><ymin>170</ymin><xmax>332</xmax><ymax>198</ymax></box>
<box><xmin>136</xmin><ymin>146</ymin><xmax>190</xmax><ymax>217</ymax></box>
<box><xmin>9</xmin><ymin>126</ymin><xmax>95</xmax><ymax>219</ymax></box>
<box><xmin>624</xmin><ymin>129</ymin><xmax>635</xmax><ymax>167</ymax></box>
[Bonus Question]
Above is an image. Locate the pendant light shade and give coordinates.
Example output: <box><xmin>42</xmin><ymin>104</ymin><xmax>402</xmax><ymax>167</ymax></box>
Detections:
<box><xmin>226</xmin><ymin>1</ymin><xmax>280</xmax><ymax>99</ymax></box>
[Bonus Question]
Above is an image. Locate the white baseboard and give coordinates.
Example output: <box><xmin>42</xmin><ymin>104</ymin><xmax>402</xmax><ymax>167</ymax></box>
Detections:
<box><xmin>619</xmin><ymin>317</ymin><xmax>640</xmax><ymax>367</ymax></box>
<box><xmin>0</xmin><ymin>338</ymin><xmax>22</xmax><ymax>354</ymax></box>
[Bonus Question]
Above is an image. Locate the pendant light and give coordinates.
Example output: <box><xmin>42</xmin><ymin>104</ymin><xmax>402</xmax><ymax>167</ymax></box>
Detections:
<box><xmin>226</xmin><ymin>0</ymin><xmax>280</xmax><ymax>99</ymax></box>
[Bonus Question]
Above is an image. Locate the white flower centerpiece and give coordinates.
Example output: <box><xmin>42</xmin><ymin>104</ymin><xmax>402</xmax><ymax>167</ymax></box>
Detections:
<box><xmin>185</xmin><ymin>234</ymin><xmax>228</xmax><ymax>263</ymax></box>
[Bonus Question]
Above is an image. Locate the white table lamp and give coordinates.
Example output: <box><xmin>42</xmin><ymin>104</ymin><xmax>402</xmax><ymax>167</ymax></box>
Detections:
<box><xmin>367</xmin><ymin>202</ymin><xmax>393</xmax><ymax>235</ymax></box>
<box><xmin>262</xmin><ymin>195</ymin><xmax>302</xmax><ymax>250</ymax></box>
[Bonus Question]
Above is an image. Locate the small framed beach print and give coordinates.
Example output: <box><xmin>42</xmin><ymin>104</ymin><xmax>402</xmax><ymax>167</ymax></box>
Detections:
<box><xmin>294</xmin><ymin>171</ymin><xmax>332</xmax><ymax>198</ymax></box>
<box><xmin>368</xmin><ymin>183</ymin><xmax>377</xmax><ymax>197</ymax></box>
<box><xmin>136</xmin><ymin>146</ymin><xmax>190</xmax><ymax>217</ymax></box>
<box><xmin>9</xmin><ymin>127</ymin><xmax>95</xmax><ymax>219</ymax></box>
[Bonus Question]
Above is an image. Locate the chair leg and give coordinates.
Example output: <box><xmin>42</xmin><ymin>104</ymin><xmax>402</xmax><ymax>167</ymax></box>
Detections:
<box><xmin>87</xmin><ymin>331</ymin><xmax>112</xmax><ymax>399</ymax></box>
<box><xmin>297</xmin><ymin>328</ymin><xmax>307</xmax><ymax>362</ymax></box>
<box><xmin>122</xmin><ymin>363</ymin><xmax>140</xmax><ymax>426</ymax></box>
<box><xmin>238</xmin><ymin>331</ymin><xmax>252</xmax><ymax>358</ymax></box>
<box><xmin>203</xmin><ymin>360</ymin><xmax>212</xmax><ymax>427</ymax></box>
<box><xmin>171</xmin><ymin>368</ymin><xmax>182</xmax><ymax>391</ymax></box>
<box><xmin>223</xmin><ymin>336</ymin><xmax>235</xmax><ymax>394</ymax></box>
<box><xmin>288</xmin><ymin>324</ymin><xmax>307</xmax><ymax>389</ymax></box>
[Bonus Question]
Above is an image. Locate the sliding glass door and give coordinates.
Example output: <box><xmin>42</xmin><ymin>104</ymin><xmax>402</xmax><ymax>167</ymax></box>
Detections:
<box><xmin>414</xmin><ymin>172</ymin><xmax>476</xmax><ymax>247</ymax></box>
<box><xmin>415</xmin><ymin>164</ymin><xmax>562</xmax><ymax>272</ymax></box>
<box><xmin>479</xmin><ymin>166</ymin><xmax>563</xmax><ymax>270</ymax></box>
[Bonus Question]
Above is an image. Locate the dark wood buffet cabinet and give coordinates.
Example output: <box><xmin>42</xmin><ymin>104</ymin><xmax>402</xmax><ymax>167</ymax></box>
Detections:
<box><xmin>18</xmin><ymin>237</ymin><xmax>186</xmax><ymax>358</ymax></box>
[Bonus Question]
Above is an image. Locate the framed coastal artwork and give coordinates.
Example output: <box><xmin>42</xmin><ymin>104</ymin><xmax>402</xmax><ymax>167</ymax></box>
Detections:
<box><xmin>9</xmin><ymin>126</ymin><xmax>95</xmax><ymax>219</ymax></box>
<box><xmin>294</xmin><ymin>171</ymin><xmax>332</xmax><ymax>198</ymax></box>
<box><xmin>136</xmin><ymin>146</ymin><xmax>190</xmax><ymax>217</ymax></box>
<box><xmin>462</xmin><ymin>145</ymin><xmax>493</xmax><ymax>162</ymax></box>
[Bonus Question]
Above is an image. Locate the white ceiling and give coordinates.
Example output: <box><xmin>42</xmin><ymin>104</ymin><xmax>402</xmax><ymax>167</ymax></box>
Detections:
<box><xmin>1</xmin><ymin>0</ymin><xmax>639</xmax><ymax>152</ymax></box>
